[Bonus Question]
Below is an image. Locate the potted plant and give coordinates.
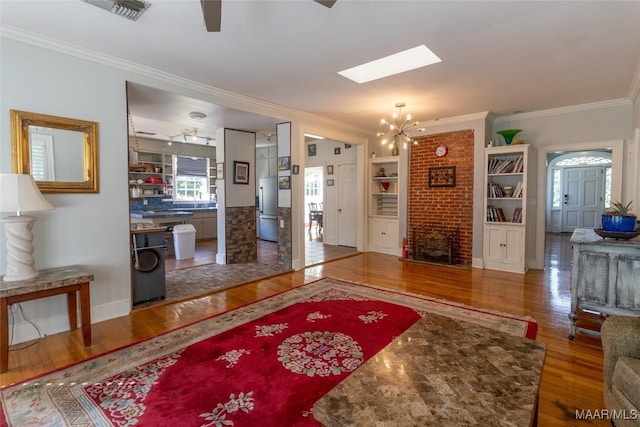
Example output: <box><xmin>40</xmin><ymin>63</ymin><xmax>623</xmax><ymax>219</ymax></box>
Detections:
<box><xmin>602</xmin><ymin>201</ymin><xmax>637</xmax><ymax>232</ymax></box>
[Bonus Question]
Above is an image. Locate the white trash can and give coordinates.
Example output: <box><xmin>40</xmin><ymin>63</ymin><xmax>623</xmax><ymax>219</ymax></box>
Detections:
<box><xmin>173</xmin><ymin>224</ymin><xmax>196</xmax><ymax>260</ymax></box>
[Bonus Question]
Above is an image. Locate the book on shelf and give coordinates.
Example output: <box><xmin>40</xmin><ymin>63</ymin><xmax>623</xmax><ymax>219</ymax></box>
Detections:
<box><xmin>513</xmin><ymin>181</ymin><xmax>523</xmax><ymax>198</ymax></box>
<box><xmin>512</xmin><ymin>207</ymin><xmax>523</xmax><ymax>223</ymax></box>
<box><xmin>488</xmin><ymin>155</ymin><xmax>524</xmax><ymax>174</ymax></box>
<box><xmin>487</xmin><ymin>182</ymin><xmax>504</xmax><ymax>198</ymax></box>
<box><xmin>486</xmin><ymin>206</ymin><xmax>507</xmax><ymax>222</ymax></box>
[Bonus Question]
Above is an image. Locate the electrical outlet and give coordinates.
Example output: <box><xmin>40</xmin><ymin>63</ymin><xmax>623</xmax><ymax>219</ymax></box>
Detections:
<box><xmin>143</xmin><ymin>198</ymin><xmax>148</xmax><ymax>205</ymax></box>
<box><xmin>280</xmin><ymin>219</ymin><xmax>285</xmax><ymax>228</ymax></box>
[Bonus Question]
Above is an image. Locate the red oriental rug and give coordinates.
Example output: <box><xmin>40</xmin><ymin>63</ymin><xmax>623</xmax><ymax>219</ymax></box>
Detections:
<box><xmin>0</xmin><ymin>277</ymin><xmax>537</xmax><ymax>426</ymax></box>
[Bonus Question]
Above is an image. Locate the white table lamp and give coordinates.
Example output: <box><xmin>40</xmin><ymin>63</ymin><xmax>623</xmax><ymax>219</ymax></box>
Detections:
<box><xmin>0</xmin><ymin>173</ymin><xmax>54</xmax><ymax>282</ymax></box>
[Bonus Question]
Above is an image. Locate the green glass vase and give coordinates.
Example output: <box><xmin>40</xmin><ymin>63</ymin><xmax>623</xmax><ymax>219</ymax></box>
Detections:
<box><xmin>497</xmin><ymin>129</ymin><xmax>522</xmax><ymax>145</ymax></box>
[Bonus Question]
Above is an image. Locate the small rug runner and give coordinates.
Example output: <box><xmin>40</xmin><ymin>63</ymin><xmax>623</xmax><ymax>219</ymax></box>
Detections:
<box><xmin>0</xmin><ymin>277</ymin><xmax>537</xmax><ymax>426</ymax></box>
<box><xmin>135</xmin><ymin>262</ymin><xmax>288</xmax><ymax>309</ymax></box>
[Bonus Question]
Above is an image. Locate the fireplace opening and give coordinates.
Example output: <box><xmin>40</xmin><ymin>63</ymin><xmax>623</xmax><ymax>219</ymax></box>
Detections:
<box><xmin>411</xmin><ymin>222</ymin><xmax>460</xmax><ymax>265</ymax></box>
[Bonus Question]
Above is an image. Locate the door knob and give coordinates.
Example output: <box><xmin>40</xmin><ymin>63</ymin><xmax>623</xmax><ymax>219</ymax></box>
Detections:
<box><xmin>338</xmin><ymin>209</ymin><xmax>342</xmax><ymax>213</ymax></box>
<box><xmin>564</xmin><ymin>194</ymin><xmax>569</xmax><ymax>205</ymax></box>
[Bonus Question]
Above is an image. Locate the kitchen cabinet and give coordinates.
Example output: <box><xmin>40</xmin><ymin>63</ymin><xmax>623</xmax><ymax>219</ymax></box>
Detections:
<box><xmin>129</xmin><ymin>151</ymin><xmax>171</xmax><ymax>199</ymax></box>
<box><xmin>186</xmin><ymin>211</ymin><xmax>217</xmax><ymax>240</ymax></box>
<box><xmin>256</xmin><ymin>146</ymin><xmax>278</xmax><ymax>179</ymax></box>
<box><xmin>369</xmin><ymin>218</ymin><xmax>399</xmax><ymax>255</ymax></box>
<box><xmin>483</xmin><ymin>224</ymin><xmax>525</xmax><ymax>273</ymax></box>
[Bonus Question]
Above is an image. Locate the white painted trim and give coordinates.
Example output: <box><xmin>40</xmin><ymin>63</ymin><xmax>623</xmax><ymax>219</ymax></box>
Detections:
<box><xmin>0</xmin><ymin>26</ymin><xmax>369</xmax><ymax>136</ymax></box>
<box><xmin>535</xmin><ymin>139</ymin><xmax>625</xmax><ymax>270</ymax></box>
<box><xmin>418</xmin><ymin>112</ymin><xmax>491</xmax><ymax>128</ymax></box>
<box><xmin>471</xmin><ymin>257</ymin><xmax>484</xmax><ymax>269</ymax></box>
<box><xmin>493</xmin><ymin>99</ymin><xmax>631</xmax><ymax>123</ymax></box>
<box><xmin>216</xmin><ymin>253</ymin><xmax>226</xmax><ymax>265</ymax></box>
<box><xmin>628</xmin><ymin>57</ymin><xmax>640</xmax><ymax>104</ymax></box>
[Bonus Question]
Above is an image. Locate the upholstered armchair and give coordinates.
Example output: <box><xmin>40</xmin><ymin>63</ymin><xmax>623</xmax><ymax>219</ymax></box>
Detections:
<box><xmin>601</xmin><ymin>316</ymin><xmax>640</xmax><ymax>427</ymax></box>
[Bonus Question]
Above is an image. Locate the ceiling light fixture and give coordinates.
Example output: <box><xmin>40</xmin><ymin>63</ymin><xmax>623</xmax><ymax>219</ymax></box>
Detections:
<box><xmin>338</xmin><ymin>45</ymin><xmax>441</xmax><ymax>84</ymax></box>
<box><xmin>377</xmin><ymin>103</ymin><xmax>426</xmax><ymax>152</ymax></box>
<box><xmin>189</xmin><ymin>111</ymin><xmax>207</xmax><ymax>120</ymax></box>
<box><xmin>82</xmin><ymin>0</ymin><xmax>151</xmax><ymax>21</ymax></box>
<box><xmin>304</xmin><ymin>133</ymin><xmax>325</xmax><ymax>140</ymax></box>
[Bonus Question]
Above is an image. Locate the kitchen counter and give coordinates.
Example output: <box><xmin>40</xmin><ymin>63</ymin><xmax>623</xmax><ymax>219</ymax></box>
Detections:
<box><xmin>130</xmin><ymin>209</ymin><xmax>194</xmax><ymax>219</ymax></box>
<box><xmin>130</xmin><ymin>225</ymin><xmax>168</xmax><ymax>234</ymax></box>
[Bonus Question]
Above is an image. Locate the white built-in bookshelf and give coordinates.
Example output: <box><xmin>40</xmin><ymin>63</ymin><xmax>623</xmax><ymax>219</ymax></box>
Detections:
<box><xmin>483</xmin><ymin>144</ymin><xmax>532</xmax><ymax>274</ymax></box>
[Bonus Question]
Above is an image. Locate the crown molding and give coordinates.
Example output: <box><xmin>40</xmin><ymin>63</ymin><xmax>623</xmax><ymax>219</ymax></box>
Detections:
<box><xmin>492</xmin><ymin>98</ymin><xmax>632</xmax><ymax>123</ymax></box>
<box><xmin>629</xmin><ymin>55</ymin><xmax>640</xmax><ymax>105</ymax></box>
<box><xmin>0</xmin><ymin>26</ymin><xmax>369</xmax><ymax>136</ymax></box>
<box><xmin>420</xmin><ymin>111</ymin><xmax>491</xmax><ymax>128</ymax></box>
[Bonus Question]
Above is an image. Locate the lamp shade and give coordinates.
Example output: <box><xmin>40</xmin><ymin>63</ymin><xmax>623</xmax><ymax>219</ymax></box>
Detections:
<box><xmin>0</xmin><ymin>173</ymin><xmax>55</xmax><ymax>214</ymax></box>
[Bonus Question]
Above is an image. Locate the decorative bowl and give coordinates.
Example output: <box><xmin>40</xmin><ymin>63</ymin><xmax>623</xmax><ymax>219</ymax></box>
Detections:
<box><xmin>594</xmin><ymin>229</ymin><xmax>640</xmax><ymax>240</ymax></box>
<box><xmin>497</xmin><ymin>129</ymin><xmax>522</xmax><ymax>145</ymax></box>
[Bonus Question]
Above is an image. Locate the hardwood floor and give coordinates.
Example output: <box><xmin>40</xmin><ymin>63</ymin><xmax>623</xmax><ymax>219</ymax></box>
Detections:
<box><xmin>165</xmin><ymin>235</ymin><xmax>357</xmax><ymax>272</ymax></box>
<box><xmin>1</xmin><ymin>233</ymin><xmax>608</xmax><ymax>426</ymax></box>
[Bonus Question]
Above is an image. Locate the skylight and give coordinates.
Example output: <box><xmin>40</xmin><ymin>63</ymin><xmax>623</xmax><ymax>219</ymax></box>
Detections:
<box><xmin>338</xmin><ymin>45</ymin><xmax>441</xmax><ymax>84</ymax></box>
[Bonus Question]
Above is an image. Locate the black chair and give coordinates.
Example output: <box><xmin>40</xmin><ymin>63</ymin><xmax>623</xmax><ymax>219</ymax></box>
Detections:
<box><xmin>308</xmin><ymin>202</ymin><xmax>323</xmax><ymax>232</ymax></box>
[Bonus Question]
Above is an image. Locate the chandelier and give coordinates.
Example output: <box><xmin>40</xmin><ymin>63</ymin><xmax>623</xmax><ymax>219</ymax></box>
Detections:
<box><xmin>377</xmin><ymin>103</ymin><xmax>425</xmax><ymax>152</ymax></box>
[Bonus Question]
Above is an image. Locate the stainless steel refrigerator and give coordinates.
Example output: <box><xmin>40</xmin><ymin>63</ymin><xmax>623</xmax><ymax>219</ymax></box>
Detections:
<box><xmin>258</xmin><ymin>177</ymin><xmax>278</xmax><ymax>241</ymax></box>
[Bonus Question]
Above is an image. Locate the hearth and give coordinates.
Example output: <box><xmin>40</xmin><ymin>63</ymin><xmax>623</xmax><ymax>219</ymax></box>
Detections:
<box><xmin>411</xmin><ymin>222</ymin><xmax>460</xmax><ymax>265</ymax></box>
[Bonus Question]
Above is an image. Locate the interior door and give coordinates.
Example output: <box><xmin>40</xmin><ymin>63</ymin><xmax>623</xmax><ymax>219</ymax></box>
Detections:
<box><xmin>337</xmin><ymin>163</ymin><xmax>357</xmax><ymax>247</ymax></box>
<box><xmin>562</xmin><ymin>166</ymin><xmax>603</xmax><ymax>232</ymax></box>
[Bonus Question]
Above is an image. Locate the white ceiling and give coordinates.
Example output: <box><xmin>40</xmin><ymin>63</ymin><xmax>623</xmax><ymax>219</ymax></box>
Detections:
<box><xmin>2</xmin><ymin>1</ymin><xmax>640</xmax><ymax>145</ymax></box>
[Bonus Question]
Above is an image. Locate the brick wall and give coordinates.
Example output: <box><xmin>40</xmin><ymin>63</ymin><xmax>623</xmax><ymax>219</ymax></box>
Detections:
<box><xmin>408</xmin><ymin>130</ymin><xmax>474</xmax><ymax>264</ymax></box>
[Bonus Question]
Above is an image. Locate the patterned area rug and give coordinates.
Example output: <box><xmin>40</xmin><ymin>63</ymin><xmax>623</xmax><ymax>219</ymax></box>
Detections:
<box><xmin>135</xmin><ymin>262</ymin><xmax>289</xmax><ymax>309</ymax></box>
<box><xmin>0</xmin><ymin>278</ymin><xmax>537</xmax><ymax>426</ymax></box>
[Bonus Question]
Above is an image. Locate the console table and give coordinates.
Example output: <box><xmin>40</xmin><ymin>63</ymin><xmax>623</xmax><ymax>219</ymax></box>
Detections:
<box><xmin>569</xmin><ymin>228</ymin><xmax>640</xmax><ymax>339</ymax></box>
<box><xmin>314</xmin><ymin>315</ymin><xmax>546</xmax><ymax>426</ymax></box>
<box><xmin>0</xmin><ymin>265</ymin><xmax>94</xmax><ymax>372</ymax></box>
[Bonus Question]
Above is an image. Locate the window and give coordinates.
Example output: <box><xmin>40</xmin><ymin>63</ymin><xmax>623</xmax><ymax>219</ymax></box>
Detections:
<box><xmin>174</xmin><ymin>156</ymin><xmax>210</xmax><ymax>202</ymax></box>
<box><xmin>30</xmin><ymin>133</ymin><xmax>55</xmax><ymax>181</ymax></box>
<box><xmin>555</xmin><ymin>156</ymin><xmax>611</xmax><ymax>167</ymax></box>
<box><xmin>552</xmin><ymin>169</ymin><xmax>561</xmax><ymax>208</ymax></box>
<box><xmin>604</xmin><ymin>167</ymin><xmax>612</xmax><ymax>208</ymax></box>
<box><xmin>305</xmin><ymin>170</ymin><xmax>321</xmax><ymax>197</ymax></box>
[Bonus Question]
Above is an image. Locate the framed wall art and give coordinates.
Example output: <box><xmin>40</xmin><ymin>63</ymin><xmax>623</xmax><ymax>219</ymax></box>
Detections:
<box><xmin>216</xmin><ymin>162</ymin><xmax>224</xmax><ymax>180</ymax></box>
<box><xmin>428</xmin><ymin>166</ymin><xmax>456</xmax><ymax>188</ymax></box>
<box><xmin>233</xmin><ymin>161</ymin><xmax>250</xmax><ymax>184</ymax></box>
<box><xmin>327</xmin><ymin>179</ymin><xmax>335</xmax><ymax>186</ymax></box>
<box><xmin>308</xmin><ymin>144</ymin><xmax>317</xmax><ymax>157</ymax></box>
<box><xmin>327</xmin><ymin>165</ymin><xmax>334</xmax><ymax>175</ymax></box>
<box><xmin>278</xmin><ymin>156</ymin><xmax>290</xmax><ymax>171</ymax></box>
<box><xmin>278</xmin><ymin>176</ymin><xmax>291</xmax><ymax>190</ymax></box>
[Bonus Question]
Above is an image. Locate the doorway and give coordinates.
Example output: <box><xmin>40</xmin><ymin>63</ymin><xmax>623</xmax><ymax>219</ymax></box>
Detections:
<box><xmin>546</xmin><ymin>151</ymin><xmax>612</xmax><ymax>233</ymax></box>
<box><xmin>303</xmin><ymin>138</ymin><xmax>358</xmax><ymax>266</ymax></box>
<box><xmin>539</xmin><ymin>141</ymin><xmax>623</xmax><ymax>269</ymax></box>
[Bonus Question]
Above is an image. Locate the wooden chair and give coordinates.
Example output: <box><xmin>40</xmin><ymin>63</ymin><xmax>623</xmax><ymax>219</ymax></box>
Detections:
<box><xmin>308</xmin><ymin>202</ymin><xmax>323</xmax><ymax>231</ymax></box>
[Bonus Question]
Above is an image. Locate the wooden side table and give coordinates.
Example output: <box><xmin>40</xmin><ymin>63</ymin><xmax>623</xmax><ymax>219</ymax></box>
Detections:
<box><xmin>0</xmin><ymin>265</ymin><xmax>94</xmax><ymax>372</ymax></box>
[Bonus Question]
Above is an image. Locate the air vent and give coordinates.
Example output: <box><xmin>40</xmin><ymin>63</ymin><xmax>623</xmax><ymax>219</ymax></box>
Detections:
<box><xmin>82</xmin><ymin>0</ymin><xmax>151</xmax><ymax>21</ymax></box>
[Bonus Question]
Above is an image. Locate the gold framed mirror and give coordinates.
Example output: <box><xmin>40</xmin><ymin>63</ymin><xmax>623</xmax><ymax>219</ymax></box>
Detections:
<box><xmin>11</xmin><ymin>110</ymin><xmax>99</xmax><ymax>193</ymax></box>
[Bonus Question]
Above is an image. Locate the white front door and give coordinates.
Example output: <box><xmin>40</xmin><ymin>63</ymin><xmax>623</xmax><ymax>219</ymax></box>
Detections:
<box><xmin>337</xmin><ymin>163</ymin><xmax>357</xmax><ymax>247</ymax></box>
<box><xmin>562</xmin><ymin>166</ymin><xmax>603</xmax><ymax>232</ymax></box>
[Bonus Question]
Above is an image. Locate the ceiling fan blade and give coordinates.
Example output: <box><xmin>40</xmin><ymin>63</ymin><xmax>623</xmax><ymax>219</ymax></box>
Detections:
<box><xmin>200</xmin><ymin>0</ymin><xmax>221</xmax><ymax>32</ymax></box>
<box><xmin>314</xmin><ymin>0</ymin><xmax>337</xmax><ymax>8</ymax></box>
